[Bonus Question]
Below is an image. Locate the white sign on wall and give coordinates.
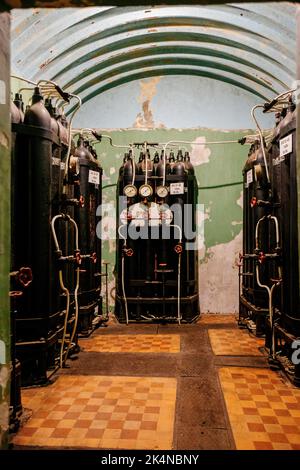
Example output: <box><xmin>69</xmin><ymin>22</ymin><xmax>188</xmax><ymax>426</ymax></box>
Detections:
<box><xmin>279</xmin><ymin>134</ymin><xmax>293</xmax><ymax>157</ymax></box>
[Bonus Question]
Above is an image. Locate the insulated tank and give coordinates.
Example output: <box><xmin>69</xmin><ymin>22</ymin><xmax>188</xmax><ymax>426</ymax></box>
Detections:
<box><xmin>239</xmin><ymin>141</ymin><xmax>271</xmax><ymax>335</ymax></box>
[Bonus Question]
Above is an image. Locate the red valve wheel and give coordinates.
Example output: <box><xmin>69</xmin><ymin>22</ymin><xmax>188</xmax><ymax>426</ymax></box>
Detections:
<box><xmin>124</xmin><ymin>248</ymin><xmax>134</xmax><ymax>257</ymax></box>
<box><xmin>174</xmin><ymin>244</ymin><xmax>183</xmax><ymax>254</ymax></box>
<box><xmin>79</xmin><ymin>195</ymin><xmax>85</xmax><ymax>208</ymax></box>
<box><xmin>91</xmin><ymin>252</ymin><xmax>97</xmax><ymax>264</ymax></box>
<box><xmin>250</xmin><ymin>197</ymin><xmax>257</xmax><ymax>208</ymax></box>
<box><xmin>18</xmin><ymin>267</ymin><xmax>33</xmax><ymax>288</ymax></box>
<box><xmin>258</xmin><ymin>252</ymin><xmax>266</xmax><ymax>264</ymax></box>
<box><xmin>75</xmin><ymin>251</ymin><xmax>82</xmax><ymax>265</ymax></box>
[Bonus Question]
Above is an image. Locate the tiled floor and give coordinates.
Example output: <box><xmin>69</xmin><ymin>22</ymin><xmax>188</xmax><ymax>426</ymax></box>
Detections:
<box><xmin>200</xmin><ymin>314</ymin><xmax>236</xmax><ymax>325</ymax></box>
<box><xmin>208</xmin><ymin>328</ymin><xmax>265</xmax><ymax>356</ymax></box>
<box><xmin>219</xmin><ymin>367</ymin><xmax>300</xmax><ymax>450</ymax></box>
<box><xmin>80</xmin><ymin>334</ymin><xmax>180</xmax><ymax>353</ymax></box>
<box><xmin>13</xmin><ymin>375</ymin><xmax>177</xmax><ymax>449</ymax></box>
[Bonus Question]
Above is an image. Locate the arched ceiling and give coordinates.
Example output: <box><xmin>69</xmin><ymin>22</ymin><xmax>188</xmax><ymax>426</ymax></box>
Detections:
<box><xmin>11</xmin><ymin>3</ymin><xmax>296</xmax><ymax>109</ymax></box>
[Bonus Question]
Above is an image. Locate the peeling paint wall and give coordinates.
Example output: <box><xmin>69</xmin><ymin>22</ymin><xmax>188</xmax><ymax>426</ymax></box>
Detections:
<box><xmin>0</xmin><ymin>12</ymin><xmax>11</xmax><ymax>450</ymax></box>
<box><xmin>74</xmin><ymin>75</ymin><xmax>275</xmax><ymax>130</ymax></box>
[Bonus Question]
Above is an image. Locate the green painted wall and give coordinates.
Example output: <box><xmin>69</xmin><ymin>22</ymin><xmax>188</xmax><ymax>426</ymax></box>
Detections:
<box><xmin>93</xmin><ymin>127</ymin><xmax>251</xmax><ymax>314</ymax></box>
<box><xmin>0</xmin><ymin>12</ymin><xmax>10</xmax><ymax>450</ymax></box>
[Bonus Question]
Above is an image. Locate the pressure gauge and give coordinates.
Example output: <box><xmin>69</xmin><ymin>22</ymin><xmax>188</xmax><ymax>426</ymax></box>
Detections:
<box><xmin>139</xmin><ymin>184</ymin><xmax>153</xmax><ymax>198</ymax></box>
<box><xmin>156</xmin><ymin>185</ymin><xmax>168</xmax><ymax>198</ymax></box>
<box><xmin>124</xmin><ymin>184</ymin><xmax>137</xmax><ymax>198</ymax></box>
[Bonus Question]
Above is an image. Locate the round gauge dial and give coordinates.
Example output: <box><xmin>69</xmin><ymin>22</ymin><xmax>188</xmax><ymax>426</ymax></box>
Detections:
<box><xmin>156</xmin><ymin>185</ymin><xmax>168</xmax><ymax>198</ymax></box>
<box><xmin>139</xmin><ymin>184</ymin><xmax>153</xmax><ymax>198</ymax></box>
<box><xmin>124</xmin><ymin>184</ymin><xmax>137</xmax><ymax>198</ymax></box>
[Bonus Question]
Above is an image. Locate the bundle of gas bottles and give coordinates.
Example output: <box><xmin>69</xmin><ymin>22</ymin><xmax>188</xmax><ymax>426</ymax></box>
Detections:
<box><xmin>239</xmin><ymin>93</ymin><xmax>300</xmax><ymax>386</ymax></box>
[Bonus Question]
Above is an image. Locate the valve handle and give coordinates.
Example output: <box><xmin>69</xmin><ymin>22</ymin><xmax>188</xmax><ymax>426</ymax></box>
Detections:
<box><xmin>174</xmin><ymin>243</ymin><xmax>183</xmax><ymax>254</ymax></box>
<box><xmin>75</xmin><ymin>250</ymin><xmax>82</xmax><ymax>265</ymax></box>
<box><xmin>250</xmin><ymin>197</ymin><xmax>257</xmax><ymax>208</ymax></box>
<box><xmin>123</xmin><ymin>248</ymin><xmax>134</xmax><ymax>257</ymax></box>
<box><xmin>91</xmin><ymin>252</ymin><xmax>97</xmax><ymax>264</ymax></box>
<box><xmin>17</xmin><ymin>267</ymin><xmax>33</xmax><ymax>288</ymax></box>
<box><xmin>258</xmin><ymin>252</ymin><xmax>266</xmax><ymax>264</ymax></box>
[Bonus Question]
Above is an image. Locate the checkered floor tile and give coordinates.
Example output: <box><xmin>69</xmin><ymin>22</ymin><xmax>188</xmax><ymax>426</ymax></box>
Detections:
<box><xmin>208</xmin><ymin>328</ymin><xmax>265</xmax><ymax>356</ymax></box>
<box><xmin>80</xmin><ymin>334</ymin><xmax>180</xmax><ymax>353</ymax></box>
<box><xmin>219</xmin><ymin>367</ymin><xmax>300</xmax><ymax>450</ymax></box>
<box><xmin>13</xmin><ymin>375</ymin><xmax>177</xmax><ymax>450</ymax></box>
<box><xmin>200</xmin><ymin>314</ymin><xmax>236</xmax><ymax>325</ymax></box>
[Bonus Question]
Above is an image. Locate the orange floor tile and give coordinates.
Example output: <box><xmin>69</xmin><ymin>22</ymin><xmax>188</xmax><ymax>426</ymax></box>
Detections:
<box><xmin>208</xmin><ymin>328</ymin><xmax>265</xmax><ymax>356</ymax></box>
<box><xmin>13</xmin><ymin>375</ymin><xmax>177</xmax><ymax>450</ymax></box>
<box><xmin>200</xmin><ymin>314</ymin><xmax>236</xmax><ymax>325</ymax></box>
<box><xmin>80</xmin><ymin>334</ymin><xmax>180</xmax><ymax>353</ymax></box>
<box><xmin>219</xmin><ymin>367</ymin><xmax>300</xmax><ymax>450</ymax></box>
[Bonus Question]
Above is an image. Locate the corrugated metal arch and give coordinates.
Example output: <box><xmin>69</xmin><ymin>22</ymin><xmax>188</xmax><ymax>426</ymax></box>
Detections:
<box><xmin>11</xmin><ymin>3</ymin><xmax>296</xmax><ymax>110</ymax></box>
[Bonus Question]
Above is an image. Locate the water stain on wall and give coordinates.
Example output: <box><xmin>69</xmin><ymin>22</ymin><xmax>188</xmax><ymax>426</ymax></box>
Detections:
<box><xmin>133</xmin><ymin>77</ymin><xmax>165</xmax><ymax>129</ymax></box>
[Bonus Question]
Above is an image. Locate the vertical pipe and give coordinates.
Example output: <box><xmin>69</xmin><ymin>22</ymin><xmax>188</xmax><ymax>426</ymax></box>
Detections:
<box><xmin>0</xmin><ymin>12</ymin><xmax>11</xmax><ymax>450</ymax></box>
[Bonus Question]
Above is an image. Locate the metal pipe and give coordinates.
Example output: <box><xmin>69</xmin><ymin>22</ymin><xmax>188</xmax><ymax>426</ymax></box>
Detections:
<box><xmin>177</xmin><ymin>252</ymin><xmax>181</xmax><ymax>325</ymax></box>
<box><xmin>63</xmin><ymin>94</ymin><xmax>82</xmax><ymax>191</ymax></box>
<box><xmin>11</xmin><ymin>75</ymin><xmax>37</xmax><ymax>86</ymax></box>
<box><xmin>144</xmin><ymin>141</ymin><xmax>148</xmax><ymax>185</ymax></box>
<box><xmin>251</xmin><ymin>105</ymin><xmax>270</xmax><ymax>183</ymax></box>
<box><xmin>64</xmin><ymin>267</ymin><xmax>80</xmax><ymax>362</ymax></box>
<box><xmin>58</xmin><ymin>270</ymin><xmax>70</xmax><ymax>368</ymax></box>
<box><xmin>255</xmin><ymin>216</ymin><xmax>266</xmax><ymax>250</ymax></box>
<box><xmin>162</xmin><ymin>139</ymin><xmax>241</xmax><ymax>187</ymax></box>
<box><xmin>268</xmin><ymin>215</ymin><xmax>280</xmax><ymax>249</ymax></box>
<box><xmin>130</xmin><ymin>145</ymin><xmax>136</xmax><ymax>186</ymax></box>
<box><xmin>256</xmin><ymin>265</ymin><xmax>281</xmax><ymax>360</ymax></box>
<box><xmin>169</xmin><ymin>224</ymin><xmax>182</xmax><ymax>243</ymax></box>
<box><xmin>118</xmin><ymin>224</ymin><xmax>128</xmax><ymax>325</ymax></box>
<box><xmin>51</xmin><ymin>214</ymin><xmax>79</xmax><ymax>252</ymax></box>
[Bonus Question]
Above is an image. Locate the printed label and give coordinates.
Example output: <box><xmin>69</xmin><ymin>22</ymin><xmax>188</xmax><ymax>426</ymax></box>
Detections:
<box><xmin>88</xmin><ymin>169</ymin><xmax>100</xmax><ymax>185</ymax></box>
<box><xmin>170</xmin><ymin>182</ymin><xmax>184</xmax><ymax>195</ymax></box>
<box><xmin>60</xmin><ymin>162</ymin><xmax>66</xmax><ymax>170</ymax></box>
<box><xmin>246</xmin><ymin>170</ymin><xmax>253</xmax><ymax>186</ymax></box>
<box><xmin>279</xmin><ymin>134</ymin><xmax>292</xmax><ymax>157</ymax></box>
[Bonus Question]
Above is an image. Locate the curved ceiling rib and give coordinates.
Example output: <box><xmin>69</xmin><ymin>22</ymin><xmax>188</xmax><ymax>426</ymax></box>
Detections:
<box><xmin>11</xmin><ymin>3</ymin><xmax>296</xmax><ymax>110</ymax></box>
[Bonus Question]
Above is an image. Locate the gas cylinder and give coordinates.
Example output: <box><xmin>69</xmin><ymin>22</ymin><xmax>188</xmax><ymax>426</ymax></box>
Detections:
<box><xmin>74</xmin><ymin>137</ymin><xmax>103</xmax><ymax>335</ymax></box>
